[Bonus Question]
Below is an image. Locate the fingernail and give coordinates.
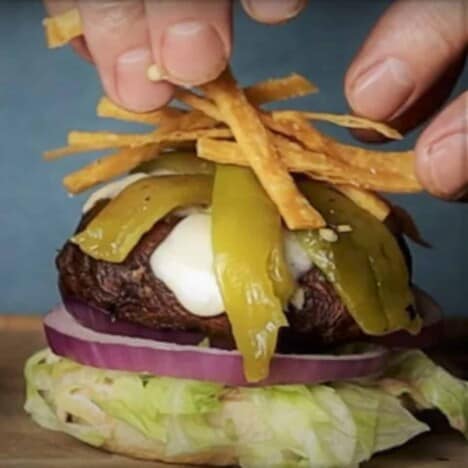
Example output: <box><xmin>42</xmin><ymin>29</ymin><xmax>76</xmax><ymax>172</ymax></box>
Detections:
<box><xmin>161</xmin><ymin>21</ymin><xmax>228</xmax><ymax>85</ymax></box>
<box><xmin>243</xmin><ymin>0</ymin><xmax>304</xmax><ymax>22</ymax></box>
<box><xmin>116</xmin><ymin>47</ymin><xmax>173</xmax><ymax>111</ymax></box>
<box><xmin>349</xmin><ymin>57</ymin><xmax>415</xmax><ymax>120</ymax></box>
<box><xmin>421</xmin><ymin>132</ymin><xmax>468</xmax><ymax>198</ymax></box>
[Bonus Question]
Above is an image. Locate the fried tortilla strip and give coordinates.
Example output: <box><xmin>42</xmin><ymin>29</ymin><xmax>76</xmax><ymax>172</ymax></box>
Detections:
<box><xmin>43</xmin><ymin>9</ymin><xmax>82</xmax><ymax>48</ymax></box>
<box><xmin>267</xmin><ymin>114</ymin><xmax>421</xmax><ymax>190</ymax></box>
<box><xmin>334</xmin><ymin>185</ymin><xmax>391</xmax><ymax>221</ymax></box>
<box><xmin>244</xmin><ymin>74</ymin><xmax>318</xmax><ymax>105</ymax></box>
<box><xmin>274</xmin><ymin>110</ymin><xmax>402</xmax><ymax>140</ymax></box>
<box><xmin>44</xmin><ymin>127</ymin><xmax>233</xmax><ymax>160</ymax></box>
<box><xmin>63</xmin><ymin>145</ymin><xmax>159</xmax><ymax>194</ymax></box>
<box><xmin>175</xmin><ymin>90</ymin><xmax>222</xmax><ymax>121</ymax></box>
<box><xmin>202</xmin><ymin>68</ymin><xmax>325</xmax><ymax>230</ymax></box>
<box><xmin>68</xmin><ymin>131</ymin><xmax>158</xmax><ymax>150</ymax></box>
<box><xmin>391</xmin><ymin>205</ymin><xmax>431</xmax><ymax>247</ymax></box>
<box><xmin>176</xmin><ymin>109</ymin><xmax>220</xmax><ymax>131</ymax></box>
<box><xmin>198</xmin><ymin>137</ymin><xmax>421</xmax><ymax>193</ymax></box>
<box><xmin>97</xmin><ymin>97</ymin><xmax>184</xmax><ymax>126</ymax></box>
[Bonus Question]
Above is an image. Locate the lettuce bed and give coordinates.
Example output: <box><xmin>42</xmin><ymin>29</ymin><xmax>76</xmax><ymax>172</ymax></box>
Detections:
<box><xmin>25</xmin><ymin>349</ymin><xmax>467</xmax><ymax>467</ymax></box>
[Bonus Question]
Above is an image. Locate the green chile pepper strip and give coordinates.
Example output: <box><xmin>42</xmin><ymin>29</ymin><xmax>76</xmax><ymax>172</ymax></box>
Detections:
<box><xmin>134</xmin><ymin>151</ymin><xmax>214</xmax><ymax>176</ymax></box>
<box><xmin>72</xmin><ymin>175</ymin><xmax>213</xmax><ymax>263</ymax></box>
<box><xmin>212</xmin><ymin>165</ymin><xmax>293</xmax><ymax>382</ymax></box>
<box><xmin>297</xmin><ymin>180</ymin><xmax>420</xmax><ymax>335</ymax></box>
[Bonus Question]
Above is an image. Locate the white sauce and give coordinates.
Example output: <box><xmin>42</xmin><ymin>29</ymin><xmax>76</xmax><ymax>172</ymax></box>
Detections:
<box><xmin>150</xmin><ymin>213</ymin><xmax>225</xmax><ymax>317</ymax></box>
<box><xmin>150</xmin><ymin>213</ymin><xmax>312</xmax><ymax>317</ymax></box>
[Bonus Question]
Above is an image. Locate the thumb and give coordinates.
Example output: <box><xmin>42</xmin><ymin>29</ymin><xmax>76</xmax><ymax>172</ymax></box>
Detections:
<box><xmin>415</xmin><ymin>92</ymin><xmax>468</xmax><ymax>200</ymax></box>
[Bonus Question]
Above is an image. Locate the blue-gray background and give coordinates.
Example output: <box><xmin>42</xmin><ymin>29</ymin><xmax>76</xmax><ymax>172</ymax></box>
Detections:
<box><xmin>0</xmin><ymin>1</ymin><xmax>466</xmax><ymax>315</ymax></box>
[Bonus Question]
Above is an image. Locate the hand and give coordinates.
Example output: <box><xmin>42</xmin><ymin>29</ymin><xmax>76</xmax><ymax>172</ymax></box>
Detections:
<box><xmin>344</xmin><ymin>0</ymin><xmax>467</xmax><ymax>200</ymax></box>
<box><xmin>43</xmin><ymin>0</ymin><xmax>306</xmax><ymax>112</ymax></box>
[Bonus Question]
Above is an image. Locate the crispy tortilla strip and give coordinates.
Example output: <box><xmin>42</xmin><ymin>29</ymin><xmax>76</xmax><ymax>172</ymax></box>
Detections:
<box><xmin>63</xmin><ymin>145</ymin><xmax>159</xmax><ymax>194</ymax></box>
<box><xmin>176</xmin><ymin>109</ymin><xmax>220</xmax><ymax>131</ymax></box>
<box><xmin>177</xmin><ymin>75</ymin><xmax>317</xmax><ymax>118</ymax></box>
<box><xmin>267</xmin><ymin>114</ymin><xmax>421</xmax><ymax>189</ymax></box>
<box><xmin>43</xmin><ymin>9</ymin><xmax>82</xmax><ymax>48</ymax></box>
<box><xmin>45</xmin><ymin>128</ymin><xmax>233</xmax><ymax>160</ymax></box>
<box><xmin>198</xmin><ymin>137</ymin><xmax>421</xmax><ymax>193</ymax></box>
<box><xmin>97</xmin><ymin>97</ymin><xmax>184</xmax><ymax>126</ymax></box>
<box><xmin>68</xmin><ymin>131</ymin><xmax>157</xmax><ymax>150</ymax></box>
<box><xmin>334</xmin><ymin>185</ymin><xmax>391</xmax><ymax>221</ymax></box>
<box><xmin>202</xmin><ymin>68</ymin><xmax>325</xmax><ymax>230</ymax></box>
<box><xmin>391</xmin><ymin>205</ymin><xmax>431</xmax><ymax>247</ymax></box>
<box><xmin>273</xmin><ymin>110</ymin><xmax>402</xmax><ymax>140</ymax></box>
<box><xmin>175</xmin><ymin>90</ymin><xmax>222</xmax><ymax>121</ymax></box>
<box><xmin>44</xmin><ymin>145</ymin><xmax>91</xmax><ymax>160</ymax></box>
<box><xmin>244</xmin><ymin>74</ymin><xmax>318</xmax><ymax>105</ymax></box>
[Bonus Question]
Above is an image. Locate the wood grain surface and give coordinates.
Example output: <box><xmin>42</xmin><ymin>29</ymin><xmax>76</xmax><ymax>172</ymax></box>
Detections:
<box><xmin>1</xmin><ymin>316</ymin><xmax>467</xmax><ymax>467</ymax></box>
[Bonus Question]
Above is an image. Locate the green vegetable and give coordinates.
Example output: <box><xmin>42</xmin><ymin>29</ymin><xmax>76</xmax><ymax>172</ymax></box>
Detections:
<box><xmin>381</xmin><ymin>350</ymin><xmax>468</xmax><ymax>437</ymax></box>
<box><xmin>24</xmin><ymin>349</ymin><xmax>467</xmax><ymax>467</ymax></box>
<box><xmin>134</xmin><ymin>151</ymin><xmax>214</xmax><ymax>176</ymax></box>
<box><xmin>72</xmin><ymin>175</ymin><xmax>212</xmax><ymax>262</ymax></box>
<box><xmin>296</xmin><ymin>180</ymin><xmax>420</xmax><ymax>335</ymax></box>
<box><xmin>211</xmin><ymin>165</ymin><xmax>294</xmax><ymax>382</ymax></box>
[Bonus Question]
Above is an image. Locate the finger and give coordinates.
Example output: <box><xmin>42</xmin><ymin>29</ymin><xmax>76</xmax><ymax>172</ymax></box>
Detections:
<box><xmin>415</xmin><ymin>92</ymin><xmax>468</xmax><ymax>200</ymax></box>
<box><xmin>345</xmin><ymin>0</ymin><xmax>467</xmax><ymax>121</ymax></box>
<box><xmin>241</xmin><ymin>0</ymin><xmax>307</xmax><ymax>25</ymax></box>
<box><xmin>144</xmin><ymin>0</ymin><xmax>232</xmax><ymax>86</ymax></box>
<box><xmin>350</xmin><ymin>55</ymin><xmax>466</xmax><ymax>143</ymax></box>
<box><xmin>43</xmin><ymin>0</ymin><xmax>93</xmax><ymax>62</ymax></box>
<box><xmin>78</xmin><ymin>0</ymin><xmax>174</xmax><ymax>112</ymax></box>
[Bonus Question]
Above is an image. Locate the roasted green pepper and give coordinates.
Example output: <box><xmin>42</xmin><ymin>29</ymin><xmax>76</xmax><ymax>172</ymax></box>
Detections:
<box><xmin>134</xmin><ymin>151</ymin><xmax>214</xmax><ymax>175</ymax></box>
<box><xmin>212</xmin><ymin>165</ymin><xmax>294</xmax><ymax>382</ymax></box>
<box><xmin>72</xmin><ymin>175</ymin><xmax>213</xmax><ymax>262</ymax></box>
<box><xmin>297</xmin><ymin>180</ymin><xmax>420</xmax><ymax>336</ymax></box>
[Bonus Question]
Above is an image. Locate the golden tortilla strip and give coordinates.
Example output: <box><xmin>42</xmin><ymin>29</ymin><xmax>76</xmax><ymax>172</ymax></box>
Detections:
<box><xmin>334</xmin><ymin>185</ymin><xmax>391</xmax><ymax>221</ymax></box>
<box><xmin>197</xmin><ymin>137</ymin><xmax>422</xmax><ymax>193</ymax></box>
<box><xmin>63</xmin><ymin>145</ymin><xmax>159</xmax><ymax>194</ymax></box>
<box><xmin>97</xmin><ymin>97</ymin><xmax>184</xmax><ymax>126</ymax></box>
<box><xmin>273</xmin><ymin>110</ymin><xmax>402</xmax><ymax>140</ymax></box>
<box><xmin>175</xmin><ymin>90</ymin><xmax>222</xmax><ymax>121</ymax></box>
<box><xmin>267</xmin><ymin>114</ymin><xmax>421</xmax><ymax>189</ymax></box>
<box><xmin>176</xmin><ymin>110</ymin><xmax>220</xmax><ymax>131</ymax></box>
<box><xmin>43</xmin><ymin>9</ymin><xmax>82</xmax><ymax>48</ymax></box>
<box><xmin>44</xmin><ymin>128</ymin><xmax>233</xmax><ymax>160</ymax></box>
<box><xmin>244</xmin><ymin>74</ymin><xmax>318</xmax><ymax>105</ymax></box>
<box><xmin>202</xmin><ymin>68</ymin><xmax>325</xmax><ymax>230</ymax></box>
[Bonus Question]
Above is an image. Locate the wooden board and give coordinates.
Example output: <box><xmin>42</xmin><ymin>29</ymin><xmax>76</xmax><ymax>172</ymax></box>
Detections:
<box><xmin>1</xmin><ymin>316</ymin><xmax>467</xmax><ymax>467</ymax></box>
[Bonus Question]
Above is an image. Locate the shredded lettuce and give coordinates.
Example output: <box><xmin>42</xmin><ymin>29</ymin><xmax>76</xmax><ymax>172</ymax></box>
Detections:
<box><xmin>380</xmin><ymin>350</ymin><xmax>468</xmax><ymax>436</ymax></box>
<box><xmin>24</xmin><ymin>349</ymin><xmax>467</xmax><ymax>467</ymax></box>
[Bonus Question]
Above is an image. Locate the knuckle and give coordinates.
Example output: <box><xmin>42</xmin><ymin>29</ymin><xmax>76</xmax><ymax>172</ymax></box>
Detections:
<box><xmin>412</xmin><ymin>3</ymin><xmax>466</xmax><ymax>59</ymax></box>
<box><xmin>82</xmin><ymin>0</ymin><xmax>144</xmax><ymax>33</ymax></box>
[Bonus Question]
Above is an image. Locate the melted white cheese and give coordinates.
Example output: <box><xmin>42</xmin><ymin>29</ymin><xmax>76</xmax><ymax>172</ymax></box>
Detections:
<box><xmin>284</xmin><ymin>231</ymin><xmax>313</xmax><ymax>278</ymax></box>
<box><xmin>82</xmin><ymin>169</ymin><xmax>182</xmax><ymax>213</ymax></box>
<box><xmin>150</xmin><ymin>213</ymin><xmax>225</xmax><ymax>317</ymax></box>
<box><xmin>150</xmin><ymin>213</ymin><xmax>312</xmax><ymax>317</ymax></box>
<box><xmin>82</xmin><ymin>173</ymin><xmax>148</xmax><ymax>213</ymax></box>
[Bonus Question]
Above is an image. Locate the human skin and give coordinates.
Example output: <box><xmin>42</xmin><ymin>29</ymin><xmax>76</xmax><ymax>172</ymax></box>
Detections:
<box><xmin>44</xmin><ymin>0</ymin><xmax>467</xmax><ymax>199</ymax></box>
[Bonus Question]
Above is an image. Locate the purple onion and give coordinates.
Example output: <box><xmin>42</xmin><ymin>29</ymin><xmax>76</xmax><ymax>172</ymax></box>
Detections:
<box><xmin>62</xmin><ymin>296</ymin><xmax>204</xmax><ymax>346</ymax></box>
<box><xmin>44</xmin><ymin>304</ymin><xmax>388</xmax><ymax>387</ymax></box>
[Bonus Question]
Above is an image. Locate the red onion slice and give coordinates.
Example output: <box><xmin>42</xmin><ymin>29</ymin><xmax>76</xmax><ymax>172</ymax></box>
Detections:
<box><xmin>374</xmin><ymin>287</ymin><xmax>443</xmax><ymax>349</ymax></box>
<box><xmin>62</xmin><ymin>296</ymin><xmax>204</xmax><ymax>346</ymax></box>
<box><xmin>44</xmin><ymin>304</ymin><xmax>388</xmax><ymax>386</ymax></box>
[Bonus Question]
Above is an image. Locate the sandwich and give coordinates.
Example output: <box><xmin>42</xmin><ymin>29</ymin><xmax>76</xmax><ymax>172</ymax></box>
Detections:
<box><xmin>24</xmin><ymin>11</ymin><xmax>468</xmax><ymax>468</ymax></box>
